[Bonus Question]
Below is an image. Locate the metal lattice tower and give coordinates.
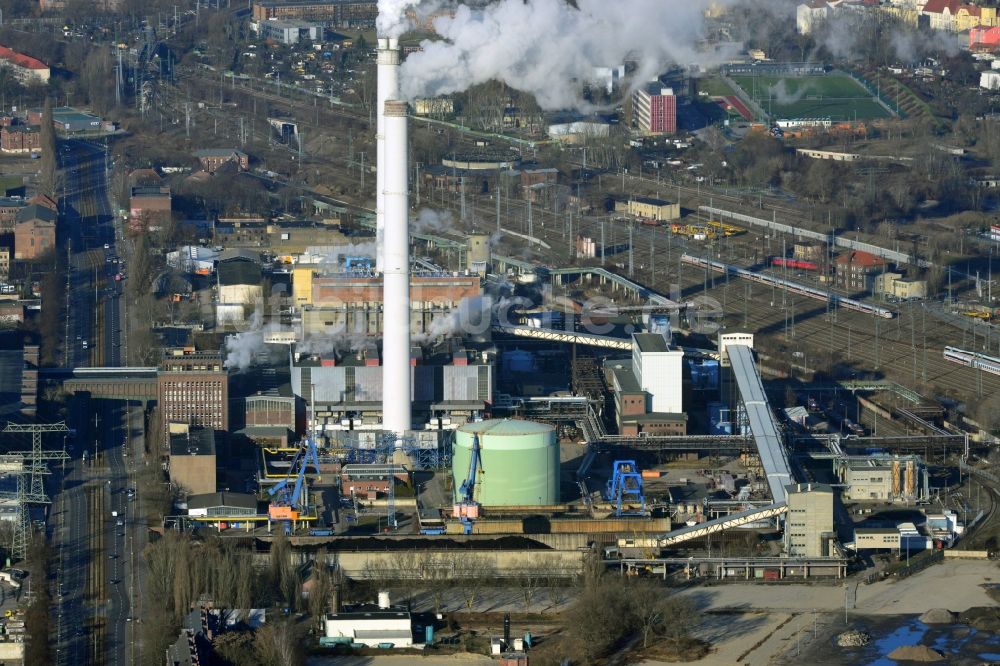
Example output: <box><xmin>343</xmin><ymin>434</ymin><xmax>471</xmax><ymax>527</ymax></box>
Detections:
<box><xmin>2</xmin><ymin>423</ymin><xmax>70</xmax><ymax>560</ymax></box>
<box><xmin>3</xmin><ymin>422</ymin><xmax>69</xmax><ymax>499</ymax></box>
<box><xmin>0</xmin><ymin>454</ymin><xmax>52</xmax><ymax>560</ymax></box>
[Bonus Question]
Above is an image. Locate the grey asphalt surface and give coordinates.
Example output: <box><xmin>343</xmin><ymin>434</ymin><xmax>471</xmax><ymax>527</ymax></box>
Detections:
<box><xmin>50</xmin><ymin>137</ymin><xmax>136</xmax><ymax>666</ymax></box>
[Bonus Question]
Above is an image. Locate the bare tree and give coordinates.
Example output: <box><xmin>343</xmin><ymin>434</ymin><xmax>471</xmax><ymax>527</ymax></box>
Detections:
<box><xmin>38</xmin><ymin>98</ymin><xmax>59</xmax><ymax>198</ymax></box>
<box><xmin>513</xmin><ymin>559</ymin><xmax>547</xmax><ymax>612</ymax></box>
<box><xmin>422</xmin><ymin>554</ymin><xmax>451</xmax><ymax>613</ymax></box>
<box><xmin>628</xmin><ymin>581</ymin><xmax>670</xmax><ymax>649</ymax></box>
<box><xmin>360</xmin><ymin>557</ymin><xmax>393</xmax><ymax>599</ymax></box>
<box><xmin>255</xmin><ymin>619</ymin><xmax>305</xmax><ymax>666</ymax></box>
<box><xmin>307</xmin><ymin>554</ymin><xmax>333</xmax><ymax>621</ymax></box>
<box><xmin>451</xmin><ymin>553</ymin><xmax>496</xmax><ymax>612</ymax></box>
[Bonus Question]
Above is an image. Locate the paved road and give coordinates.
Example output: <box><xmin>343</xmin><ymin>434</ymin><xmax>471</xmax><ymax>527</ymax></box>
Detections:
<box><xmin>50</xmin><ymin>137</ymin><xmax>135</xmax><ymax>666</ymax></box>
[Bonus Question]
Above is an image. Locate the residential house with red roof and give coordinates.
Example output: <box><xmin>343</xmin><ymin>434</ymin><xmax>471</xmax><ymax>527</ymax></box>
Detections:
<box><xmin>921</xmin><ymin>0</ymin><xmax>998</xmax><ymax>31</ymax></box>
<box><xmin>0</xmin><ymin>45</ymin><xmax>49</xmax><ymax>84</ymax></box>
<box><xmin>834</xmin><ymin>250</ymin><xmax>888</xmax><ymax>293</ymax></box>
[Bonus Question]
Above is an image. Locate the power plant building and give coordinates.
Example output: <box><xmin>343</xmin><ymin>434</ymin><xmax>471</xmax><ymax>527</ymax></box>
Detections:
<box><xmin>157</xmin><ymin>350</ymin><xmax>229</xmax><ymax>440</ymax></box>
<box><xmin>290</xmin><ymin>346</ymin><xmax>493</xmax><ymax>432</ymax></box>
<box><xmin>784</xmin><ymin>483</ymin><xmax>835</xmax><ymax>558</ymax></box>
<box><xmin>836</xmin><ymin>456</ymin><xmax>926</xmax><ymax>501</ymax></box>
<box><xmin>295</xmin><ymin>267</ymin><xmax>483</xmax><ymax>337</ymax></box>
<box><xmin>452</xmin><ymin>419</ymin><xmax>559</xmax><ymax>506</ymax></box>
<box><xmin>631</xmin><ymin>333</ymin><xmax>683</xmax><ymax>414</ymax></box>
<box><xmin>604</xmin><ymin>333</ymin><xmax>686</xmax><ymax>435</ymax></box>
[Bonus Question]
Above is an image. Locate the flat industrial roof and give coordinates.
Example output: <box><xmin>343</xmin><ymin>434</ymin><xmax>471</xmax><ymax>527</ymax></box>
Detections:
<box><xmin>727</xmin><ymin>344</ymin><xmax>793</xmax><ymax>504</ymax></box>
<box><xmin>633</xmin><ymin>333</ymin><xmax>669</xmax><ymax>353</ymax></box>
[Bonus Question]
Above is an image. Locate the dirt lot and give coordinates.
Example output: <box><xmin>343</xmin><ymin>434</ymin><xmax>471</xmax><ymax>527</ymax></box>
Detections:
<box><xmin>643</xmin><ymin>559</ymin><xmax>1000</xmax><ymax>665</ymax></box>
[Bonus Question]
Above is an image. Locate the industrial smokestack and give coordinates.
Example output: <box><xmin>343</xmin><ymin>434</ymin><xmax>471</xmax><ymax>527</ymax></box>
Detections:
<box><xmin>381</xmin><ymin>99</ymin><xmax>411</xmax><ymax>437</ymax></box>
<box><xmin>376</xmin><ymin>37</ymin><xmax>401</xmax><ymax>272</ymax></box>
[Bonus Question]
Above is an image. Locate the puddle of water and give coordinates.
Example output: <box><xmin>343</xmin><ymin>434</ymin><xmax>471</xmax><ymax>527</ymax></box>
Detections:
<box><xmin>866</xmin><ymin>620</ymin><xmax>929</xmax><ymax>666</ymax></box>
<box><xmin>931</xmin><ymin>626</ymin><xmax>975</xmax><ymax>655</ymax></box>
<box><xmin>979</xmin><ymin>653</ymin><xmax>1000</xmax><ymax>661</ymax></box>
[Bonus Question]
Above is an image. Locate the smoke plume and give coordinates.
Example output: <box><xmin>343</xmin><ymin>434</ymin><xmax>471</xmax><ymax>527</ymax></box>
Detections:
<box><xmin>400</xmin><ymin>0</ymin><xmax>726</xmax><ymax>111</ymax></box>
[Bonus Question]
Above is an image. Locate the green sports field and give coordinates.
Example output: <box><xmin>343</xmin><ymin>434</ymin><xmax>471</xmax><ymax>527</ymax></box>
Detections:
<box><xmin>729</xmin><ymin>74</ymin><xmax>892</xmax><ymax>121</ymax></box>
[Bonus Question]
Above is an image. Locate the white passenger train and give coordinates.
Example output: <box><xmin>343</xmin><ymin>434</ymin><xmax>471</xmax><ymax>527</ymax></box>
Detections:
<box><xmin>680</xmin><ymin>254</ymin><xmax>895</xmax><ymax>319</ymax></box>
<box><xmin>943</xmin><ymin>346</ymin><xmax>1000</xmax><ymax>377</ymax></box>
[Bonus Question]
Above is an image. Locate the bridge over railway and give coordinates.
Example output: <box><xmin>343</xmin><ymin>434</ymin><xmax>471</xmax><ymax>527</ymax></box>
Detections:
<box><xmin>40</xmin><ymin>367</ymin><xmax>159</xmax><ymax>401</ymax></box>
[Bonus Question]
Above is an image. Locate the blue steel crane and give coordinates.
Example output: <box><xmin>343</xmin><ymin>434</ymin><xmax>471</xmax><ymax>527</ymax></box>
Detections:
<box><xmin>268</xmin><ymin>437</ymin><xmax>322</xmax><ymax>532</ymax></box>
<box><xmin>453</xmin><ymin>433</ymin><xmax>483</xmax><ymax>534</ymax></box>
<box><xmin>606</xmin><ymin>460</ymin><xmax>645</xmax><ymax>517</ymax></box>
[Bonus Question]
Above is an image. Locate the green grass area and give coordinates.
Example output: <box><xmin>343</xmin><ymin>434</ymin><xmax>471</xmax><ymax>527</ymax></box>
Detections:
<box><xmin>729</xmin><ymin>74</ymin><xmax>892</xmax><ymax>121</ymax></box>
<box><xmin>697</xmin><ymin>77</ymin><xmax>737</xmax><ymax>97</ymax></box>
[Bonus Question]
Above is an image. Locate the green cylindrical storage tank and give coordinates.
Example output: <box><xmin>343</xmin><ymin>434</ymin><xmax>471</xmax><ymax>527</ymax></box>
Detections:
<box><xmin>452</xmin><ymin>419</ymin><xmax>559</xmax><ymax>506</ymax></box>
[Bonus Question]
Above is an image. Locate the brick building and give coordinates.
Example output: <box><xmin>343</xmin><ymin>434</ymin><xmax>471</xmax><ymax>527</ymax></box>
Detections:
<box><xmin>632</xmin><ymin>84</ymin><xmax>677</xmax><ymax>135</ymax></box>
<box><xmin>0</xmin><ymin>247</ymin><xmax>9</xmax><ymax>281</ymax></box>
<box><xmin>27</xmin><ymin>193</ymin><xmax>57</xmax><ymax>212</ymax></box>
<box><xmin>0</xmin><ymin>198</ymin><xmax>25</xmax><ymax>233</ymax></box>
<box><xmin>193</xmin><ymin>148</ymin><xmax>249</xmax><ymax>174</ymax></box>
<box><xmin>834</xmin><ymin>250</ymin><xmax>887</xmax><ymax>292</ymax></box>
<box><xmin>0</xmin><ymin>125</ymin><xmax>41</xmax><ymax>153</ymax></box>
<box><xmin>13</xmin><ymin>204</ymin><xmax>57</xmax><ymax>260</ymax></box>
<box><xmin>251</xmin><ymin>0</ymin><xmax>376</xmax><ymax>25</ymax></box>
<box><xmin>298</xmin><ymin>269</ymin><xmax>483</xmax><ymax>337</ymax></box>
<box><xmin>243</xmin><ymin>391</ymin><xmax>296</xmax><ymax>430</ymax></box>
<box><xmin>157</xmin><ymin>350</ymin><xmax>229</xmax><ymax>440</ymax></box>
<box><xmin>129</xmin><ymin>185</ymin><xmax>172</xmax><ymax>232</ymax></box>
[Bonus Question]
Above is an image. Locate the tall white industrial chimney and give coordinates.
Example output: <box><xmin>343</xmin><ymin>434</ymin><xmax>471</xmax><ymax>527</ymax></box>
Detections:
<box><xmin>375</xmin><ymin>38</ymin><xmax>400</xmax><ymax>273</ymax></box>
<box><xmin>381</xmin><ymin>99</ymin><xmax>411</xmax><ymax>437</ymax></box>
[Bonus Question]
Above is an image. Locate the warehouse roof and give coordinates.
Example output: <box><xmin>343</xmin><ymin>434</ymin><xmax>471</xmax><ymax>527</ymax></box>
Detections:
<box><xmin>218</xmin><ymin>259</ymin><xmax>261</xmax><ymax>286</ymax></box>
<box><xmin>633</xmin><ymin>333</ymin><xmax>669</xmax><ymax>353</ymax></box>
<box><xmin>187</xmin><ymin>492</ymin><xmax>256</xmax><ymax>511</ymax></box>
<box><xmin>606</xmin><ymin>360</ymin><xmax>642</xmax><ymax>393</ymax></box>
<box><xmin>623</xmin><ymin>413</ymin><xmax>688</xmax><ymax>423</ymax></box>
<box><xmin>193</xmin><ymin>148</ymin><xmax>247</xmax><ymax>158</ymax></box>
<box><xmin>629</xmin><ymin>196</ymin><xmax>675</xmax><ymax>207</ymax></box>
<box><xmin>169</xmin><ymin>428</ymin><xmax>216</xmax><ymax>456</ymax></box>
<box><xmin>15</xmin><ymin>204</ymin><xmax>56</xmax><ymax>224</ymax></box>
<box><xmin>219</xmin><ymin>248</ymin><xmax>261</xmax><ymax>263</ymax></box>
<box><xmin>854</xmin><ymin>527</ymin><xmax>899</xmax><ymax>535</ymax></box>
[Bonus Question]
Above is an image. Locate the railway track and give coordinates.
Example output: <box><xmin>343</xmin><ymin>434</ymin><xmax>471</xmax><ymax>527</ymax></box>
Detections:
<box><xmin>86</xmin><ymin>485</ymin><xmax>107</xmax><ymax>664</ymax></box>
<box><xmin>453</xmin><ymin>189</ymin><xmax>1000</xmax><ymax>402</ymax></box>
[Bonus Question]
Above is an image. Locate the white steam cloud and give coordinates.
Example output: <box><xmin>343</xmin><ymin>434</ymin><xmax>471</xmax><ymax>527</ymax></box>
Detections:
<box><xmin>225</xmin><ymin>310</ymin><xmax>279</xmax><ymax>372</ymax></box>
<box><xmin>767</xmin><ymin>79</ymin><xmax>807</xmax><ymax>106</ymax></box>
<box><xmin>378</xmin><ymin>0</ymin><xmax>424</xmax><ymax>37</ymax></box>
<box><xmin>400</xmin><ymin>0</ymin><xmax>725</xmax><ymax>111</ymax></box>
<box><xmin>411</xmin><ymin>294</ymin><xmax>527</xmax><ymax>343</ymax></box>
<box><xmin>412</xmin><ymin>208</ymin><xmax>455</xmax><ymax>234</ymax></box>
<box><xmin>297</xmin><ymin>329</ymin><xmax>371</xmax><ymax>354</ymax></box>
